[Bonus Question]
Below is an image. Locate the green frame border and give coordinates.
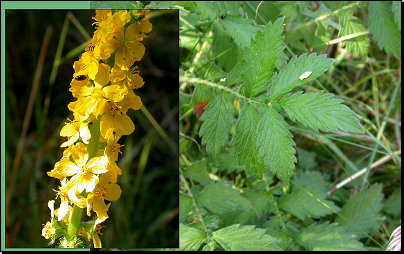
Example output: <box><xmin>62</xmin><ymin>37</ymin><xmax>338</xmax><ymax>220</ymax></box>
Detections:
<box><xmin>2</xmin><ymin>1</ymin><xmax>90</xmax><ymax>251</ymax></box>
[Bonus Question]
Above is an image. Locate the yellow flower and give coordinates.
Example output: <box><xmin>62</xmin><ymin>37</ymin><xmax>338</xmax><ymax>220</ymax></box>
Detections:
<box><xmin>93</xmin><ymin>223</ymin><xmax>106</xmax><ymax>248</ymax></box>
<box><xmin>41</xmin><ymin>200</ymin><xmax>55</xmax><ymax>239</ymax></box>
<box><xmin>42</xmin><ymin>221</ymin><xmax>52</xmax><ymax>239</ymax></box>
<box><xmin>93</xmin><ymin>10</ymin><xmax>130</xmax><ymax>47</ymax></box>
<box><xmin>68</xmin><ymin>63</ymin><xmax>128</xmax><ymax>119</ymax></box>
<box><xmin>60</xmin><ymin>118</ymin><xmax>91</xmax><ymax>147</ymax></box>
<box><xmin>74</xmin><ymin>45</ymin><xmax>100</xmax><ymax>80</ymax></box>
<box><xmin>104</xmin><ymin>139</ymin><xmax>124</xmax><ymax>162</ymax></box>
<box><xmin>99</xmin><ymin>89</ymin><xmax>142</xmax><ymax>139</ymax></box>
<box><xmin>86</xmin><ymin>172</ymin><xmax>122</xmax><ymax>221</ymax></box>
<box><xmin>109</xmin><ymin>23</ymin><xmax>146</xmax><ymax>70</ymax></box>
<box><xmin>53</xmin><ymin>143</ymin><xmax>108</xmax><ymax>200</ymax></box>
<box><xmin>110</xmin><ymin>66</ymin><xmax>145</xmax><ymax>89</ymax></box>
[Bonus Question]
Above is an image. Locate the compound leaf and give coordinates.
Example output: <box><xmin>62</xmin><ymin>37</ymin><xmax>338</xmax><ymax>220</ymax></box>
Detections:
<box><xmin>267</xmin><ymin>53</ymin><xmax>334</xmax><ymax>102</ymax></box>
<box><xmin>277</xmin><ymin>91</ymin><xmax>363</xmax><ymax>133</ymax></box>
<box><xmin>231</xmin><ymin>101</ymin><xmax>266</xmax><ymax>178</ymax></box>
<box><xmin>256</xmin><ymin>105</ymin><xmax>296</xmax><ymax>182</ymax></box>
<box><xmin>199</xmin><ymin>90</ymin><xmax>234</xmax><ymax>159</ymax></box>
<box><xmin>241</xmin><ymin>17</ymin><xmax>285</xmax><ymax>98</ymax></box>
<box><xmin>212</xmin><ymin>224</ymin><xmax>281</xmax><ymax>251</ymax></box>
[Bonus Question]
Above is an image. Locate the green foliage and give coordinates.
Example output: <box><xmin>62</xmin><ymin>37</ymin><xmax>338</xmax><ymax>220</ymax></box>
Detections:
<box><xmin>231</xmin><ymin>102</ymin><xmax>265</xmax><ymax>177</ymax></box>
<box><xmin>368</xmin><ymin>1</ymin><xmax>401</xmax><ymax>57</ymax></box>
<box><xmin>199</xmin><ymin>90</ymin><xmax>234</xmax><ymax>159</ymax></box>
<box><xmin>277</xmin><ymin>91</ymin><xmax>363</xmax><ymax>133</ymax></box>
<box><xmin>335</xmin><ymin>184</ymin><xmax>384</xmax><ymax>238</ymax></box>
<box><xmin>212</xmin><ymin>224</ymin><xmax>282</xmax><ymax>251</ymax></box>
<box><xmin>278</xmin><ymin>171</ymin><xmax>341</xmax><ymax>220</ymax></box>
<box><xmin>177</xmin><ymin>0</ymin><xmax>400</xmax><ymax>251</ymax></box>
<box><xmin>256</xmin><ymin>105</ymin><xmax>297</xmax><ymax>181</ymax></box>
<box><xmin>241</xmin><ymin>17</ymin><xmax>285</xmax><ymax>98</ymax></box>
<box><xmin>179</xmin><ymin>223</ymin><xmax>207</xmax><ymax>251</ymax></box>
<box><xmin>338</xmin><ymin>10</ymin><xmax>369</xmax><ymax>59</ymax></box>
<box><xmin>292</xmin><ymin>223</ymin><xmax>367</xmax><ymax>251</ymax></box>
<box><xmin>195</xmin><ymin>180</ymin><xmax>251</xmax><ymax>214</ymax></box>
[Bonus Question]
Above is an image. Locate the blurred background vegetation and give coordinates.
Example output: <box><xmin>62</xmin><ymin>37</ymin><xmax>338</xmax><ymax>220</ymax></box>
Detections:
<box><xmin>5</xmin><ymin>8</ymin><xmax>179</xmax><ymax>248</ymax></box>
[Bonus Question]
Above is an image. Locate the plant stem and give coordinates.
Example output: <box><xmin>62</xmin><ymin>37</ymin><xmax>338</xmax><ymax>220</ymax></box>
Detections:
<box><xmin>87</xmin><ymin>116</ymin><xmax>101</xmax><ymax>160</ymax></box>
<box><xmin>67</xmin><ymin>204</ymin><xmax>83</xmax><ymax>243</ymax></box>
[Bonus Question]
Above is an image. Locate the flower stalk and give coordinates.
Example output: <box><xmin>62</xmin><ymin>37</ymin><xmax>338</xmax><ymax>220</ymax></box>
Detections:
<box><xmin>42</xmin><ymin>9</ymin><xmax>152</xmax><ymax>248</ymax></box>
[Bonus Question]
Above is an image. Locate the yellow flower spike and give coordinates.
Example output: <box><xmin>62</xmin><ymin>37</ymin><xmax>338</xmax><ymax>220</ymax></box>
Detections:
<box><xmin>43</xmin><ymin>9</ymin><xmax>151</xmax><ymax>248</ymax></box>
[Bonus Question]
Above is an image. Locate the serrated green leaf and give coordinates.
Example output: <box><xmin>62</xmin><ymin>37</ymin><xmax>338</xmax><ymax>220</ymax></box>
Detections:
<box><xmin>90</xmin><ymin>1</ymin><xmax>141</xmax><ymax>9</ymax></box>
<box><xmin>223</xmin><ymin>61</ymin><xmax>243</xmax><ymax>87</ymax></box>
<box><xmin>195</xmin><ymin>180</ymin><xmax>251</xmax><ymax>215</ymax></box>
<box><xmin>240</xmin><ymin>17</ymin><xmax>285</xmax><ymax>98</ymax></box>
<box><xmin>278</xmin><ymin>171</ymin><xmax>340</xmax><ymax>220</ymax></box>
<box><xmin>335</xmin><ymin>183</ymin><xmax>384</xmax><ymax>238</ymax></box>
<box><xmin>276</xmin><ymin>1</ymin><xmax>310</xmax><ymax>21</ymax></box>
<box><xmin>338</xmin><ymin>10</ymin><xmax>369</xmax><ymax>59</ymax></box>
<box><xmin>195</xmin><ymin>1</ymin><xmax>242</xmax><ymax>21</ymax></box>
<box><xmin>217</xmin><ymin>189</ymin><xmax>274</xmax><ymax>227</ymax></box>
<box><xmin>199</xmin><ymin>90</ymin><xmax>234</xmax><ymax>159</ymax></box>
<box><xmin>145</xmin><ymin>1</ymin><xmax>176</xmax><ymax>9</ymax></box>
<box><xmin>296</xmin><ymin>148</ymin><xmax>317</xmax><ymax>170</ymax></box>
<box><xmin>368</xmin><ymin>1</ymin><xmax>401</xmax><ymax>57</ymax></box>
<box><xmin>204</xmin><ymin>62</ymin><xmax>228</xmax><ymax>82</ymax></box>
<box><xmin>312</xmin><ymin>20</ymin><xmax>331</xmax><ymax>51</ymax></box>
<box><xmin>183</xmin><ymin>159</ymin><xmax>211</xmax><ymax>186</ymax></box>
<box><xmin>212</xmin><ymin>224</ymin><xmax>281</xmax><ymax>251</ymax></box>
<box><xmin>293</xmin><ymin>223</ymin><xmax>366</xmax><ymax>251</ymax></box>
<box><xmin>212</xmin><ymin>22</ymin><xmax>239</xmax><ymax>73</ymax></box>
<box><xmin>190</xmin><ymin>83</ymin><xmax>214</xmax><ymax>105</ymax></box>
<box><xmin>194</xmin><ymin>1</ymin><xmax>217</xmax><ymax>21</ymax></box>
<box><xmin>217</xmin><ymin>148</ymin><xmax>244</xmax><ymax>173</ymax></box>
<box><xmin>383</xmin><ymin>188</ymin><xmax>401</xmax><ymax>217</ymax></box>
<box><xmin>220</xmin><ymin>16</ymin><xmax>260</xmax><ymax>48</ymax></box>
<box><xmin>392</xmin><ymin>1</ymin><xmax>401</xmax><ymax>31</ymax></box>
<box><xmin>231</xmin><ymin>102</ymin><xmax>266</xmax><ymax>177</ymax></box>
<box><xmin>179</xmin><ymin>193</ymin><xmax>193</xmax><ymax>223</ymax></box>
<box><xmin>239</xmin><ymin>189</ymin><xmax>273</xmax><ymax>222</ymax></box>
<box><xmin>256</xmin><ymin>105</ymin><xmax>296</xmax><ymax>182</ymax></box>
<box><xmin>267</xmin><ymin>53</ymin><xmax>334</xmax><ymax>102</ymax></box>
<box><xmin>179</xmin><ymin>223</ymin><xmax>207</xmax><ymax>251</ymax></box>
<box><xmin>277</xmin><ymin>91</ymin><xmax>363</xmax><ymax>133</ymax></box>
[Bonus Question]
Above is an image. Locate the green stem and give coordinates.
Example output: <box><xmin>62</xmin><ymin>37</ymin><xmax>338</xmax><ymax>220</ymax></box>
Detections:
<box><xmin>87</xmin><ymin>116</ymin><xmax>101</xmax><ymax>160</ymax></box>
<box><xmin>67</xmin><ymin>204</ymin><xmax>83</xmax><ymax>243</ymax></box>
